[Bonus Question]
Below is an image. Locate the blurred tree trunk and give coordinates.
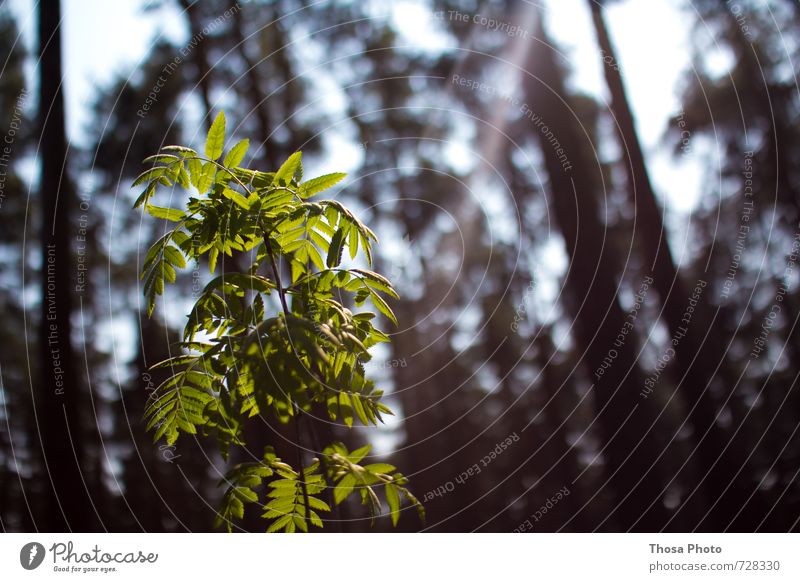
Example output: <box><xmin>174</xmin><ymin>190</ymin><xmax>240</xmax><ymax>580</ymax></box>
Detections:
<box><xmin>230</xmin><ymin>4</ymin><xmax>278</xmax><ymax>168</ymax></box>
<box><xmin>719</xmin><ymin>0</ymin><xmax>797</xmax><ymax>221</ymax></box>
<box><xmin>522</xmin><ymin>11</ymin><xmax>673</xmax><ymax>531</ymax></box>
<box><xmin>588</xmin><ymin>0</ymin><xmax>768</xmax><ymax>530</ymax></box>
<box><xmin>119</xmin><ymin>316</ymin><xmax>173</xmax><ymax>532</ymax></box>
<box><xmin>36</xmin><ymin>0</ymin><xmax>92</xmax><ymax>531</ymax></box>
<box><xmin>535</xmin><ymin>334</ymin><xmax>591</xmax><ymax>531</ymax></box>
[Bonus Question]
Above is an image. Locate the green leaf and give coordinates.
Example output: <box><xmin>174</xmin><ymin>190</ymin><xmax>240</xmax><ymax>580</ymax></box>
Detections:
<box><xmin>266</xmin><ymin>514</ymin><xmax>293</xmax><ymax>533</ymax></box>
<box><xmin>151</xmin><ymin>355</ymin><xmax>197</xmax><ymax>369</ymax></box>
<box><xmin>370</xmin><ymin>290</ymin><xmax>397</xmax><ymax>325</ymax></box>
<box><xmin>360</xmin><ymin>232</ymin><xmax>373</xmax><ymax>265</ymax></box>
<box><xmin>222</xmin><ymin>188</ymin><xmax>250</xmax><ymax>210</ymax></box>
<box><xmin>224</xmin><ymin>138</ymin><xmax>249</xmax><ymax>168</ymax></box>
<box><xmin>233</xmin><ymin>487</ymin><xmax>258</xmax><ymax>503</ymax></box>
<box><xmin>327</xmin><ymin>227</ymin><xmax>346</xmax><ymax>268</ymax></box>
<box><xmin>306</xmin><ymin>242</ymin><xmax>326</xmax><ymax>272</ymax></box>
<box><xmin>208</xmin><ymin>247</ymin><xmax>219</xmax><ymax>273</ymax></box>
<box><xmin>143</xmin><ymin>154</ymin><xmax>180</xmax><ymax>165</ymax></box>
<box><xmin>147</xmin><ymin>206</ymin><xmax>186</xmax><ymax>222</ymax></box>
<box><xmin>133</xmin><ymin>181</ymin><xmax>157</xmax><ymax>209</ymax></box>
<box><xmin>353</xmin><ymin>269</ymin><xmax>398</xmax><ymax>298</ymax></box>
<box><xmin>343</xmin><ymin>278</ymin><xmax>363</xmax><ymax>292</ymax></box>
<box><xmin>161</xmin><ymin>145</ymin><xmax>197</xmax><ymax>156</ymax></box>
<box><xmin>339</xmin><ymin>392</ymin><xmax>354</xmax><ymax>427</ymax></box>
<box><xmin>275</xmin><ymin>151</ymin><xmax>302</xmax><ymax>185</ymax></box>
<box><xmin>324</xmin><ymin>205</ymin><xmax>339</xmax><ymax>228</ymax></box>
<box><xmin>205</xmin><ymin>111</ymin><xmax>226</xmax><ymax>160</ymax></box>
<box><xmin>307</xmin><ymin>509</ymin><xmax>324</xmax><ymax>528</ymax></box>
<box><xmin>198</xmin><ymin>162</ymin><xmax>216</xmax><ymax>193</ymax></box>
<box><xmin>333</xmin><ymin>474</ymin><xmax>356</xmax><ymax>505</ymax></box>
<box><xmin>308</xmin><ymin>229</ymin><xmax>330</xmax><ymax>253</ymax></box>
<box><xmin>293</xmin><ymin>515</ymin><xmax>308</xmax><ymax>533</ymax></box>
<box><xmin>385</xmin><ymin>483</ymin><xmax>400</xmax><ymax>526</ymax></box>
<box><xmin>351</xmin><ymin>393</ymin><xmax>370</xmax><ymax>425</ymax></box>
<box><xmin>176</xmin><ymin>164</ymin><xmax>191</xmax><ymax>189</ymax></box>
<box><xmin>348</xmin><ymin>445</ymin><xmax>371</xmax><ymax>464</ymax></box>
<box><xmin>187</xmin><ymin>157</ymin><xmax>202</xmax><ymax>189</ymax></box>
<box><xmin>163</xmin><ymin>246</ymin><xmax>186</xmax><ymax>269</ymax></box>
<box><xmin>364</xmin><ymin>463</ymin><xmax>396</xmax><ymax>474</ymax></box>
<box><xmin>348</xmin><ymin>225</ymin><xmax>359</xmax><ymax>260</ymax></box>
<box><xmin>144</xmin><ymin>368</ymin><xmax>215</xmax><ymax>446</ymax></box>
<box><xmin>306</xmin><ymin>497</ymin><xmax>331</xmax><ymax>512</ymax></box>
<box><xmin>132</xmin><ymin>166</ymin><xmax>166</xmax><ymax>187</ymax></box>
<box><xmin>300</xmin><ymin>172</ymin><xmax>346</xmax><ymax>198</ymax></box>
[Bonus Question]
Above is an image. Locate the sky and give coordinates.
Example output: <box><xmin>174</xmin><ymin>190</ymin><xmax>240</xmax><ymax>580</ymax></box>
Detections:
<box><xmin>547</xmin><ymin>0</ymin><xmax>705</xmax><ymax>217</ymax></box>
<box><xmin>8</xmin><ymin>0</ymin><xmax>185</xmax><ymax>138</ymax></box>
<box><xmin>6</xmin><ymin>0</ymin><xmax>707</xmax><ymax>231</ymax></box>
<box><xmin>3</xmin><ymin>0</ymin><xmax>712</xmax><ymax>331</ymax></box>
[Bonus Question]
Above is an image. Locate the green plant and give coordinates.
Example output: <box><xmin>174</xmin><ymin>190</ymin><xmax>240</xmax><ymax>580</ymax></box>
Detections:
<box><xmin>133</xmin><ymin>111</ymin><xmax>423</xmax><ymax>532</ymax></box>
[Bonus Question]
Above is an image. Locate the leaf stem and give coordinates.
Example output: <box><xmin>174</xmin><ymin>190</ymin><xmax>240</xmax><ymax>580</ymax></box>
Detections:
<box><xmin>305</xmin><ymin>410</ymin><xmax>344</xmax><ymax>532</ymax></box>
<box><xmin>293</xmin><ymin>411</ymin><xmax>311</xmax><ymax>524</ymax></box>
<box><xmin>260</xmin><ymin>216</ymin><xmax>312</xmax><ymax>525</ymax></box>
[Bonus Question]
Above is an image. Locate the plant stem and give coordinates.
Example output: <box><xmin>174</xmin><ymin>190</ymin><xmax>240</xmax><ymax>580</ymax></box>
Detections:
<box><xmin>293</xmin><ymin>410</ymin><xmax>311</xmax><ymax>523</ymax></box>
<box><xmin>266</xmin><ymin>240</ymin><xmax>291</xmax><ymax>316</ymax></box>
<box><xmin>262</xmin><ymin>223</ymin><xmax>310</xmax><ymax>524</ymax></box>
<box><xmin>305</xmin><ymin>409</ymin><xmax>344</xmax><ymax>532</ymax></box>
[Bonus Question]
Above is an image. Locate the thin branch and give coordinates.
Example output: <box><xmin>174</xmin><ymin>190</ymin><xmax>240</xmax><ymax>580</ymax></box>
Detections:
<box><xmin>293</xmin><ymin>410</ymin><xmax>311</xmax><ymax>523</ymax></box>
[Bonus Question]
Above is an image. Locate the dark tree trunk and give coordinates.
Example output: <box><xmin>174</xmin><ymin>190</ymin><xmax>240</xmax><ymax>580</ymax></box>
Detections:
<box><xmin>36</xmin><ymin>0</ymin><xmax>92</xmax><ymax>531</ymax></box>
<box><xmin>588</xmin><ymin>1</ymin><xmax>768</xmax><ymax>530</ymax></box>
<box><xmin>535</xmin><ymin>335</ymin><xmax>591</xmax><ymax>531</ymax></box>
<box><xmin>230</xmin><ymin>3</ymin><xmax>279</xmax><ymax>169</ymax></box>
<box><xmin>522</xmin><ymin>11</ymin><xmax>673</xmax><ymax>531</ymax></box>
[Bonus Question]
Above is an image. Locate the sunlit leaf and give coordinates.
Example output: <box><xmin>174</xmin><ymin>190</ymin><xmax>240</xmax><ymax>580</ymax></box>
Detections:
<box><xmin>224</xmin><ymin>138</ymin><xmax>250</xmax><ymax>168</ymax></box>
<box><xmin>205</xmin><ymin>111</ymin><xmax>226</xmax><ymax>160</ymax></box>
<box><xmin>275</xmin><ymin>151</ymin><xmax>302</xmax><ymax>185</ymax></box>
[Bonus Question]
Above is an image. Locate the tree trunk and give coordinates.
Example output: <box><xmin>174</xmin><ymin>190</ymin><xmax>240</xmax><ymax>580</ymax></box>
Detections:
<box><xmin>36</xmin><ymin>0</ymin><xmax>92</xmax><ymax>531</ymax></box>
<box><xmin>522</xmin><ymin>11</ymin><xmax>673</xmax><ymax>531</ymax></box>
<box><xmin>588</xmin><ymin>1</ymin><xmax>767</xmax><ymax>530</ymax></box>
<box><xmin>230</xmin><ymin>3</ymin><xmax>279</xmax><ymax>169</ymax></box>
